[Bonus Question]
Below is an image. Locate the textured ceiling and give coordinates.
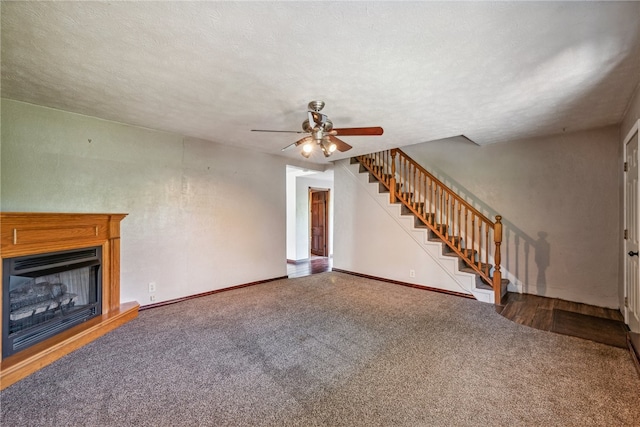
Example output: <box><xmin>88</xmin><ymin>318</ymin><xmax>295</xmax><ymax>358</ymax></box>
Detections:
<box><xmin>2</xmin><ymin>2</ymin><xmax>640</xmax><ymax>164</ymax></box>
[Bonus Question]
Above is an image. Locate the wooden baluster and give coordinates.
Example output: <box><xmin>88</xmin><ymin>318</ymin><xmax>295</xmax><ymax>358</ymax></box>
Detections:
<box><xmin>445</xmin><ymin>192</ymin><xmax>450</xmax><ymax>239</ymax></box>
<box><xmin>471</xmin><ymin>214</ymin><xmax>476</xmax><ymax>264</ymax></box>
<box><xmin>399</xmin><ymin>156</ymin><xmax>403</xmax><ymax>200</ymax></box>
<box><xmin>426</xmin><ymin>176</ymin><xmax>431</xmax><ymax>220</ymax></box>
<box><xmin>439</xmin><ymin>186</ymin><xmax>443</xmax><ymax>234</ymax></box>
<box><xmin>397</xmin><ymin>155</ymin><xmax>402</xmax><ymax>198</ymax></box>
<box><xmin>409</xmin><ymin>161</ymin><xmax>414</xmax><ymax>204</ymax></box>
<box><xmin>409</xmin><ymin>162</ymin><xmax>416</xmax><ymax>208</ymax></box>
<box><xmin>493</xmin><ymin>215</ymin><xmax>503</xmax><ymax>304</ymax></box>
<box><xmin>404</xmin><ymin>157</ymin><xmax>409</xmax><ymax>202</ymax></box>
<box><xmin>413</xmin><ymin>166</ymin><xmax>418</xmax><ymax>210</ymax></box>
<box><xmin>485</xmin><ymin>222</ymin><xmax>490</xmax><ymax>276</ymax></box>
<box><xmin>420</xmin><ymin>172</ymin><xmax>427</xmax><ymax>218</ymax></box>
<box><xmin>477</xmin><ymin>220</ymin><xmax>483</xmax><ymax>269</ymax></box>
<box><xmin>457</xmin><ymin>202</ymin><xmax>462</xmax><ymax>249</ymax></box>
<box><xmin>417</xmin><ymin>171</ymin><xmax>422</xmax><ymax>215</ymax></box>
<box><xmin>464</xmin><ymin>209</ymin><xmax>469</xmax><ymax>255</ymax></box>
<box><xmin>432</xmin><ymin>179</ymin><xmax>436</xmax><ymax>223</ymax></box>
<box><xmin>477</xmin><ymin>221</ymin><xmax>482</xmax><ymax>270</ymax></box>
<box><xmin>400</xmin><ymin>156</ymin><xmax>405</xmax><ymax>201</ymax></box>
<box><xmin>435</xmin><ymin>180</ymin><xmax>439</xmax><ymax>223</ymax></box>
<box><xmin>436</xmin><ymin>185</ymin><xmax>440</xmax><ymax>231</ymax></box>
<box><xmin>389</xmin><ymin>150</ymin><xmax>397</xmax><ymax>203</ymax></box>
<box><xmin>408</xmin><ymin>158</ymin><xmax>412</xmax><ymax>203</ymax></box>
<box><xmin>450</xmin><ymin>199</ymin><xmax>455</xmax><ymax>245</ymax></box>
<box><xmin>385</xmin><ymin>150</ymin><xmax>390</xmax><ymax>186</ymax></box>
<box><xmin>424</xmin><ymin>174</ymin><xmax>428</xmax><ymax>217</ymax></box>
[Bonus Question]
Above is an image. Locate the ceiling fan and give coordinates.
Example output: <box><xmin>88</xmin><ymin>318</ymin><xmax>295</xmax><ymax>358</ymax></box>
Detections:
<box><xmin>252</xmin><ymin>101</ymin><xmax>383</xmax><ymax>158</ymax></box>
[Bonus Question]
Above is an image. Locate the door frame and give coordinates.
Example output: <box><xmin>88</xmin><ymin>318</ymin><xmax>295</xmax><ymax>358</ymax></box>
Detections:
<box><xmin>309</xmin><ymin>187</ymin><xmax>330</xmax><ymax>257</ymax></box>
<box><xmin>623</xmin><ymin>119</ymin><xmax>640</xmax><ymax>331</ymax></box>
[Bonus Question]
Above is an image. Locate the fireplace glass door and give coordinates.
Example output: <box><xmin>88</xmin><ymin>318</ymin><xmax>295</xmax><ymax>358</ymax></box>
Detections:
<box><xmin>3</xmin><ymin>247</ymin><xmax>102</xmax><ymax>357</ymax></box>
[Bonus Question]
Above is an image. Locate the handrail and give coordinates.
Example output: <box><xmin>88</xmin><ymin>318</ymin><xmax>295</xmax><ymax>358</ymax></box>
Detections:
<box><xmin>356</xmin><ymin>149</ymin><xmax>503</xmax><ymax>304</ymax></box>
<box><xmin>395</xmin><ymin>149</ymin><xmax>493</xmax><ymax>224</ymax></box>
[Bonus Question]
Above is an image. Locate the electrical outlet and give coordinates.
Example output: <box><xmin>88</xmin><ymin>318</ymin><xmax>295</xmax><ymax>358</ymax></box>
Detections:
<box><xmin>148</xmin><ymin>282</ymin><xmax>156</xmax><ymax>293</ymax></box>
<box><xmin>409</xmin><ymin>269</ymin><xmax>416</xmax><ymax>278</ymax></box>
<box><xmin>150</xmin><ymin>295</ymin><xmax>156</xmax><ymax>302</ymax></box>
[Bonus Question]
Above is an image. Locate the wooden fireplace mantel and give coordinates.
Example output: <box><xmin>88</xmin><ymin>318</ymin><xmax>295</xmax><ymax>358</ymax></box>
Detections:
<box><xmin>0</xmin><ymin>212</ymin><xmax>139</xmax><ymax>389</ymax></box>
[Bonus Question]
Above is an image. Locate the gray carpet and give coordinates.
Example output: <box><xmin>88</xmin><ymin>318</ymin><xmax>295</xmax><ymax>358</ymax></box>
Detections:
<box><xmin>2</xmin><ymin>272</ymin><xmax>639</xmax><ymax>426</ymax></box>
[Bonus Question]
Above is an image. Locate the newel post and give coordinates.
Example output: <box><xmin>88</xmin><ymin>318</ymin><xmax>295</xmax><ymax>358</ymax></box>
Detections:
<box><xmin>390</xmin><ymin>149</ymin><xmax>397</xmax><ymax>204</ymax></box>
<box><xmin>493</xmin><ymin>215</ymin><xmax>503</xmax><ymax>305</ymax></box>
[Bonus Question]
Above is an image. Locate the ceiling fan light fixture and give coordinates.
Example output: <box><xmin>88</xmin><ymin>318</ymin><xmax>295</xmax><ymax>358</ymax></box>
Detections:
<box><xmin>302</xmin><ymin>142</ymin><xmax>313</xmax><ymax>153</ymax></box>
<box><xmin>319</xmin><ymin>140</ymin><xmax>337</xmax><ymax>157</ymax></box>
<box><xmin>301</xmin><ymin>142</ymin><xmax>314</xmax><ymax>158</ymax></box>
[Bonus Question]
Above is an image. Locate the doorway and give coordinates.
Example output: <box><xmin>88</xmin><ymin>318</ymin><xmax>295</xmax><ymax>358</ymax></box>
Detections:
<box><xmin>285</xmin><ymin>166</ymin><xmax>334</xmax><ymax>277</ymax></box>
<box><xmin>310</xmin><ymin>189</ymin><xmax>329</xmax><ymax>257</ymax></box>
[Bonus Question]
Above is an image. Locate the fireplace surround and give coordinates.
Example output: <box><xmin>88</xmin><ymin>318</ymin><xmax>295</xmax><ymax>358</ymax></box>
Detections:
<box><xmin>0</xmin><ymin>213</ymin><xmax>139</xmax><ymax>389</ymax></box>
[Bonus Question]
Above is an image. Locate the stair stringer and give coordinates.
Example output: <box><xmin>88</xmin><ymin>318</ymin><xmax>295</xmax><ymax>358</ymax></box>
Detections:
<box><xmin>336</xmin><ymin>160</ymin><xmax>493</xmax><ymax>303</ymax></box>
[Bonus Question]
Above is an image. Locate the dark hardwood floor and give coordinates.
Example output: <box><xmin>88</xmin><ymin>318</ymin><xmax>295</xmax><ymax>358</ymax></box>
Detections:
<box><xmin>497</xmin><ymin>292</ymin><xmax>624</xmax><ymax>331</ymax></box>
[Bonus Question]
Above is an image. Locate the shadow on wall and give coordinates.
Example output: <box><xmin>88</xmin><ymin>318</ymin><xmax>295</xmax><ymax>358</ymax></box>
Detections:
<box><xmin>425</xmin><ymin>166</ymin><xmax>548</xmax><ymax>294</ymax></box>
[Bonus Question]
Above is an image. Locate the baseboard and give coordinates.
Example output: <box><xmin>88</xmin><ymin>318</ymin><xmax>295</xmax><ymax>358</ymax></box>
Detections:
<box><xmin>139</xmin><ymin>276</ymin><xmax>289</xmax><ymax>310</ymax></box>
<box><xmin>287</xmin><ymin>259</ymin><xmax>309</xmax><ymax>265</ymax></box>
<box><xmin>332</xmin><ymin>268</ymin><xmax>475</xmax><ymax>300</ymax></box>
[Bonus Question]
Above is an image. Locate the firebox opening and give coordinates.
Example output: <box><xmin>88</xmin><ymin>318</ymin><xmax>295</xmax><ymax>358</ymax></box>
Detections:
<box><xmin>2</xmin><ymin>247</ymin><xmax>102</xmax><ymax>358</ymax></box>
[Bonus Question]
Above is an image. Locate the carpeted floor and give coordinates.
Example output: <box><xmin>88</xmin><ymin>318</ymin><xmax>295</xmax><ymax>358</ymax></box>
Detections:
<box><xmin>2</xmin><ymin>272</ymin><xmax>639</xmax><ymax>426</ymax></box>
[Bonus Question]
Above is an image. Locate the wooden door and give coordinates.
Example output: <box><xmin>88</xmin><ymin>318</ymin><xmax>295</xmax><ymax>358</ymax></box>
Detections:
<box><xmin>310</xmin><ymin>190</ymin><xmax>328</xmax><ymax>257</ymax></box>
<box><xmin>625</xmin><ymin>125</ymin><xmax>640</xmax><ymax>333</ymax></box>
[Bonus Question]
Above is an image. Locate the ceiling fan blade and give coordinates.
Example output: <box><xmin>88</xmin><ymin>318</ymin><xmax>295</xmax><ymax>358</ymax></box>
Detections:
<box><xmin>282</xmin><ymin>136</ymin><xmax>313</xmax><ymax>151</ymax></box>
<box><xmin>333</xmin><ymin>127</ymin><xmax>384</xmax><ymax>136</ymax></box>
<box><xmin>252</xmin><ymin>129</ymin><xmax>305</xmax><ymax>134</ymax></box>
<box><xmin>328</xmin><ymin>135</ymin><xmax>352</xmax><ymax>152</ymax></box>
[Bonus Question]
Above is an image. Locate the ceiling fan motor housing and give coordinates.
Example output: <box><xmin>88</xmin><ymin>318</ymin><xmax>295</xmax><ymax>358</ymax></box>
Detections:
<box><xmin>308</xmin><ymin>100</ymin><xmax>325</xmax><ymax>112</ymax></box>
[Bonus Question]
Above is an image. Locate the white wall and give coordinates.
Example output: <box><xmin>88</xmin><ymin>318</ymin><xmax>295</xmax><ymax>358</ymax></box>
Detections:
<box><xmin>1</xmin><ymin>99</ymin><xmax>288</xmax><ymax>306</ymax></box>
<box><xmin>401</xmin><ymin>126</ymin><xmax>620</xmax><ymax>308</ymax></box>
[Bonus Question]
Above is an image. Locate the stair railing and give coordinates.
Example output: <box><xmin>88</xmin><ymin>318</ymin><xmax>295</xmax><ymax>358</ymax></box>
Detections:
<box><xmin>356</xmin><ymin>149</ymin><xmax>503</xmax><ymax>304</ymax></box>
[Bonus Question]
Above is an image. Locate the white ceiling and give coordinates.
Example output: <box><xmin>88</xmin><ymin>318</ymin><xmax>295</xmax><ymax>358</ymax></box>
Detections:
<box><xmin>2</xmin><ymin>1</ymin><xmax>640</xmax><ymax>164</ymax></box>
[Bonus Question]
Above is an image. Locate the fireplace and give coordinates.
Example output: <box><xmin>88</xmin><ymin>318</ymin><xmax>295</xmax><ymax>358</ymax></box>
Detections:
<box><xmin>1</xmin><ymin>212</ymin><xmax>138</xmax><ymax>390</ymax></box>
<box><xmin>3</xmin><ymin>247</ymin><xmax>102</xmax><ymax>358</ymax></box>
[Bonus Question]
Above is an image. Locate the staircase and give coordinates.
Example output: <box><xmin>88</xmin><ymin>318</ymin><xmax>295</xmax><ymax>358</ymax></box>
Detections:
<box><xmin>353</xmin><ymin>149</ymin><xmax>508</xmax><ymax>304</ymax></box>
